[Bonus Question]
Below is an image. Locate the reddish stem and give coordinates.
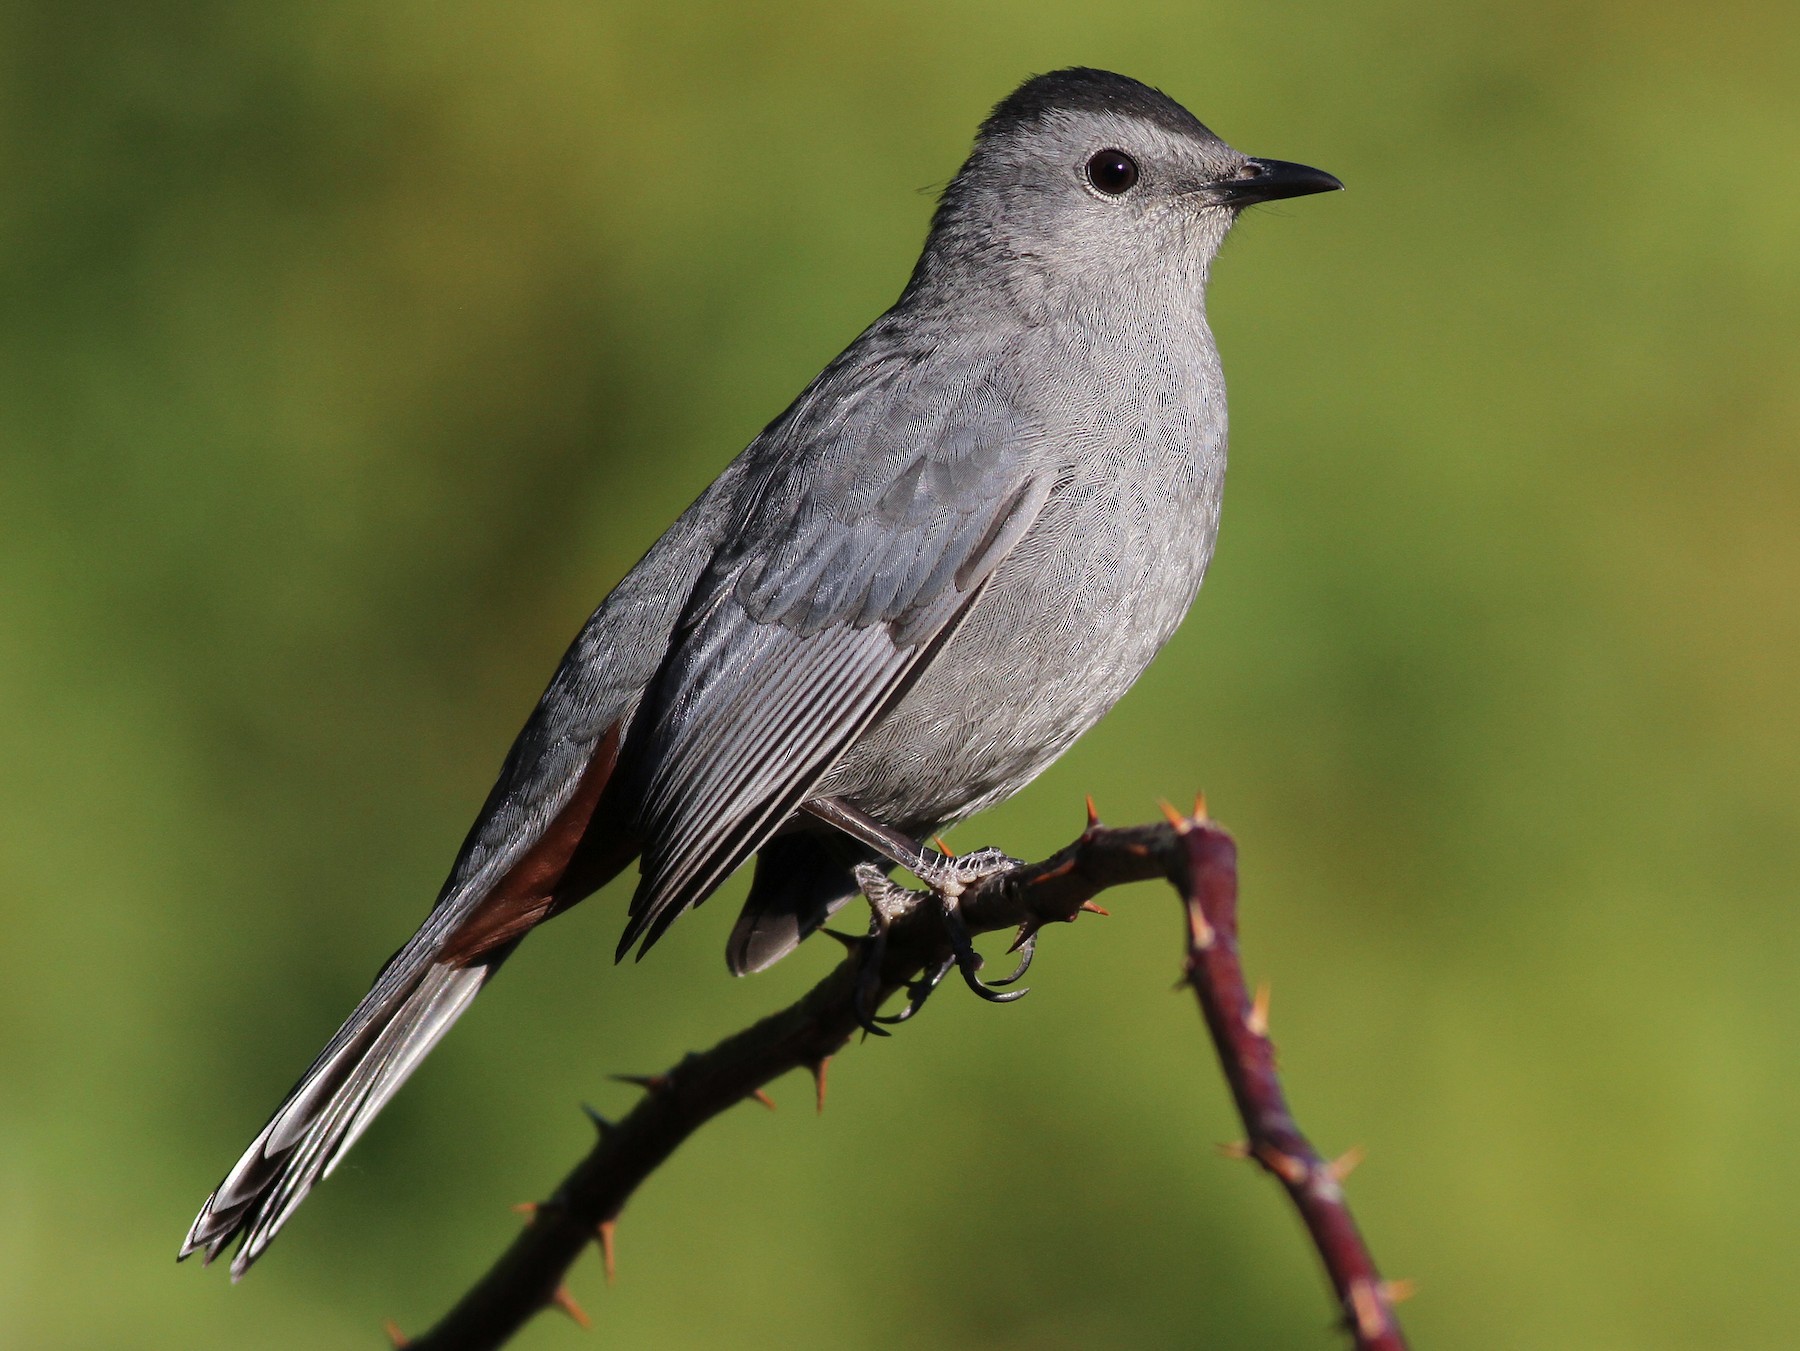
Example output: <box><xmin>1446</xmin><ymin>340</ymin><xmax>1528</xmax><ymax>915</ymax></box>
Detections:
<box><xmin>1178</xmin><ymin>822</ymin><xmax>1409</xmax><ymax>1350</ymax></box>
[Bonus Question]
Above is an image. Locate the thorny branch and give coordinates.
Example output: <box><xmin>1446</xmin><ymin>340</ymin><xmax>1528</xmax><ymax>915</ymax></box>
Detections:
<box><xmin>401</xmin><ymin>803</ymin><xmax>1409</xmax><ymax>1351</ymax></box>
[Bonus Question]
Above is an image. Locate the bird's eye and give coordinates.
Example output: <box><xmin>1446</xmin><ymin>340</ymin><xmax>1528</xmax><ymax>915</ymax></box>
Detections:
<box><xmin>1085</xmin><ymin>148</ymin><xmax>1139</xmax><ymax>196</ymax></box>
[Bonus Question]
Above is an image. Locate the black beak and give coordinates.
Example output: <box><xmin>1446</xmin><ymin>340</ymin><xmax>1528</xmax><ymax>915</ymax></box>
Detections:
<box><xmin>1214</xmin><ymin>157</ymin><xmax>1344</xmax><ymax>206</ymax></box>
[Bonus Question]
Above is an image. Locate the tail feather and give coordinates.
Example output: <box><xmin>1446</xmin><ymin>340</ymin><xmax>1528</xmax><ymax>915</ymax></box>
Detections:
<box><xmin>180</xmin><ymin>953</ymin><xmax>504</xmax><ymax>1278</ymax></box>
<box><xmin>726</xmin><ymin>831</ymin><xmax>880</xmax><ymax>974</ymax></box>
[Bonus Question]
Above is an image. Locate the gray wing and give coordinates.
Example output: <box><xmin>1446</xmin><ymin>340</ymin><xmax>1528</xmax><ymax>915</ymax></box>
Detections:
<box><xmin>619</xmin><ymin>342</ymin><xmax>1052</xmax><ymax>954</ymax></box>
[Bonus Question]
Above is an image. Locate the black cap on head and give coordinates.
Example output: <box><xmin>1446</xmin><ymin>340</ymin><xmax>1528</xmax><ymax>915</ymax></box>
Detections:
<box><xmin>980</xmin><ymin>67</ymin><xmax>1217</xmax><ymax>144</ymax></box>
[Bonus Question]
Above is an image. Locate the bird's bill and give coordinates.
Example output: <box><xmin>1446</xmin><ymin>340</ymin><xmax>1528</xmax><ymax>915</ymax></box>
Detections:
<box><xmin>1212</xmin><ymin>158</ymin><xmax>1344</xmax><ymax>206</ymax></box>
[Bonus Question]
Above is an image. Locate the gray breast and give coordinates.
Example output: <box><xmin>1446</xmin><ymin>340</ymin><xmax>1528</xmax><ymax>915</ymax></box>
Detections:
<box><xmin>820</xmin><ymin>311</ymin><xmax>1227</xmax><ymax>828</ymax></box>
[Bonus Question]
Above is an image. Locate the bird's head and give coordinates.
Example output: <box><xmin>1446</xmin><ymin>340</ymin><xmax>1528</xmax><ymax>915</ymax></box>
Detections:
<box><xmin>913</xmin><ymin>68</ymin><xmax>1342</xmax><ymax>308</ymax></box>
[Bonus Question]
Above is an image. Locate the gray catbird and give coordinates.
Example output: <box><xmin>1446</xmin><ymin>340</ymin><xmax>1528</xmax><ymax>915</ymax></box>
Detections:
<box><xmin>182</xmin><ymin>67</ymin><xmax>1340</xmax><ymax>1276</ymax></box>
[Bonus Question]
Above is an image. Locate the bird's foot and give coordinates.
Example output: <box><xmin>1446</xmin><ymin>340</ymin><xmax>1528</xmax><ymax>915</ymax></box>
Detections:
<box><xmin>904</xmin><ymin>844</ymin><xmax>1019</xmax><ymax>899</ymax></box>
<box><xmin>846</xmin><ymin>847</ymin><xmax>1028</xmax><ymax>1036</ymax></box>
<box><xmin>845</xmin><ymin>865</ymin><xmax>918</xmax><ymax>1037</ymax></box>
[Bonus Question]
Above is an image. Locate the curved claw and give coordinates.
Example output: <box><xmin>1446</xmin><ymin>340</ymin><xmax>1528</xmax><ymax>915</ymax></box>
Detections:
<box><xmin>854</xmin><ymin>998</ymin><xmax>892</xmax><ymax>1036</ymax></box>
<box><xmin>941</xmin><ymin>897</ymin><xmax>1030</xmax><ymax>1003</ymax></box>
<box><xmin>873</xmin><ymin>955</ymin><xmax>954</xmax><ymax>1025</ymax></box>
<box><xmin>853</xmin><ymin>991</ymin><xmax>891</xmax><ymax>1035</ymax></box>
<box><xmin>988</xmin><ymin>930</ymin><xmax>1037</xmax><ymax>987</ymax></box>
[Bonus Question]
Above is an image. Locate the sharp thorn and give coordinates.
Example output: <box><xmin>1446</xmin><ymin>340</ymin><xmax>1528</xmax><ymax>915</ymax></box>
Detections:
<box><xmin>822</xmin><ymin>928</ymin><xmax>864</xmax><ymax>953</ymax></box>
<box><xmin>1158</xmin><ymin>799</ymin><xmax>1188</xmax><ymax>831</ymax></box>
<box><xmin>1215</xmin><ymin>1140</ymin><xmax>1251</xmax><ymax>1160</ymax></box>
<box><xmin>750</xmin><ymin>1088</ymin><xmax>776</xmax><ymax>1111</ymax></box>
<box><xmin>1382</xmin><ymin>1278</ymin><xmax>1418</xmax><ymax>1305</ymax></box>
<box><xmin>810</xmin><ymin>1058</ymin><xmax>831</xmax><ymax>1114</ymax></box>
<box><xmin>1348</xmin><ymin>1279</ymin><xmax>1386</xmax><ymax>1340</ymax></box>
<box><xmin>933</xmin><ymin>834</ymin><xmax>955</xmax><ymax>857</ymax></box>
<box><xmin>1084</xmin><ymin>794</ymin><xmax>1101</xmax><ymax>828</ymax></box>
<box><xmin>1247</xmin><ymin>983</ymin><xmax>1271</xmax><ymax>1038</ymax></box>
<box><xmin>611</xmin><ymin>1073</ymin><xmax>669</xmax><ymax>1094</ymax></box>
<box><xmin>597</xmin><ymin>1220</ymin><xmax>618</xmax><ymax>1284</ymax></box>
<box><xmin>1193</xmin><ymin>790</ymin><xmax>1209</xmax><ymax>822</ymax></box>
<box><xmin>581</xmin><ymin>1102</ymin><xmax>616</xmax><ymax>1135</ymax></box>
<box><xmin>1005</xmin><ymin>922</ymin><xmax>1039</xmax><ymax>954</ymax></box>
<box><xmin>1256</xmin><ymin>1144</ymin><xmax>1310</xmax><ymax>1185</ymax></box>
<box><xmin>383</xmin><ymin>1319</ymin><xmax>409</xmax><ymax>1348</ymax></box>
<box><xmin>1079</xmin><ymin>900</ymin><xmax>1110</xmax><ymax>917</ymax></box>
<box><xmin>1328</xmin><ymin>1145</ymin><xmax>1366</xmax><ymax>1183</ymax></box>
<box><xmin>553</xmin><ymin>1284</ymin><xmax>591</xmax><ymax>1329</ymax></box>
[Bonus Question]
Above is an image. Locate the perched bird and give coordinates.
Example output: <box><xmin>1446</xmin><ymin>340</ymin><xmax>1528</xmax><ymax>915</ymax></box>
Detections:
<box><xmin>182</xmin><ymin>66</ymin><xmax>1340</xmax><ymax>1277</ymax></box>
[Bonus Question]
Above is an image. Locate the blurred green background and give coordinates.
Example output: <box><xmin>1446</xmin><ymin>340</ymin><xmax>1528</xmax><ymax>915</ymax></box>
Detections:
<box><xmin>3</xmin><ymin>2</ymin><xmax>1798</xmax><ymax>1347</ymax></box>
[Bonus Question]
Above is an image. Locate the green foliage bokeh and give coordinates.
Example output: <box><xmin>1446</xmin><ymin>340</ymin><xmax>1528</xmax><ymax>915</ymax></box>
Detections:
<box><xmin>3</xmin><ymin>3</ymin><xmax>1798</xmax><ymax>1347</ymax></box>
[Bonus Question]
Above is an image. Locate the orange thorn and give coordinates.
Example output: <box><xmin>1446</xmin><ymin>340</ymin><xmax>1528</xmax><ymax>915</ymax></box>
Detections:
<box><xmin>750</xmin><ymin>1088</ymin><xmax>776</xmax><ymax>1111</ymax></box>
<box><xmin>1247</xmin><ymin>983</ymin><xmax>1271</xmax><ymax>1038</ymax></box>
<box><xmin>553</xmin><ymin>1284</ymin><xmax>591</xmax><ymax>1329</ymax></box>
<box><xmin>810</xmin><ymin>1057</ymin><xmax>831</xmax><ymax>1114</ymax></box>
<box><xmin>510</xmin><ymin>1201</ymin><xmax>538</xmax><ymax>1216</ymax></box>
<box><xmin>933</xmin><ymin>835</ymin><xmax>955</xmax><ymax>857</ymax></box>
<box><xmin>1085</xmin><ymin>794</ymin><xmax>1101</xmax><ymax>828</ymax></box>
<box><xmin>1255</xmin><ymin>1143</ymin><xmax>1310</xmax><ymax>1185</ymax></box>
<box><xmin>1214</xmin><ymin>1140</ymin><xmax>1251</xmax><ymax>1159</ymax></box>
<box><xmin>1158</xmin><ymin>799</ymin><xmax>1188</xmax><ymax>831</ymax></box>
<box><xmin>1079</xmin><ymin>900</ymin><xmax>1110</xmax><ymax>917</ymax></box>
<box><xmin>1382</xmin><ymin>1278</ymin><xmax>1417</xmax><ymax>1305</ymax></box>
<box><xmin>1328</xmin><ymin>1145</ymin><xmax>1366</xmax><ymax>1183</ymax></box>
<box><xmin>1349</xmin><ymin>1279</ymin><xmax>1386</xmax><ymax>1340</ymax></box>
<box><xmin>383</xmin><ymin>1319</ymin><xmax>409</xmax><ymax>1348</ymax></box>
<box><xmin>1193</xmin><ymin>790</ymin><xmax>1209</xmax><ymax>822</ymax></box>
<box><xmin>597</xmin><ymin>1220</ymin><xmax>618</xmax><ymax>1285</ymax></box>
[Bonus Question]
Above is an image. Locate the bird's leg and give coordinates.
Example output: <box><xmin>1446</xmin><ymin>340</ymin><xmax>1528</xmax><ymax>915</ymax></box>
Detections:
<box><xmin>802</xmin><ymin>796</ymin><xmax>1021</xmax><ymax>890</ymax></box>
<box><xmin>802</xmin><ymin>796</ymin><xmax>940</xmax><ymax>876</ymax></box>
<box><xmin>807</xmin><ymin>796</ymin><xmax>1028</xmax><ymax>1006</ymax></box>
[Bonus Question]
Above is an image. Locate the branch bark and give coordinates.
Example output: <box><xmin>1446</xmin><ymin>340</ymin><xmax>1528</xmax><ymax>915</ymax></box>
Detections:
<box><xmin>404</xmin><ymin>806</ymin><xmax>1408</xmax><ymax>1350</ymax></box>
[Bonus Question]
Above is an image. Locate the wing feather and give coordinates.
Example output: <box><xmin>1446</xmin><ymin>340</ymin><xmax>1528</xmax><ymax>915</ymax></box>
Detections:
<box><xmin>618</xmin><ymin>341</ymin><xmax>1052</xmax><ymax>953</ymax></box>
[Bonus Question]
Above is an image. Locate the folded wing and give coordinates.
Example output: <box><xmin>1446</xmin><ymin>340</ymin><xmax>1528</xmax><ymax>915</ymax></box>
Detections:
<box><xmin>620</xmin><ymin>341</ymin><xmax>1050</xmax><ymax>955</ymax></box>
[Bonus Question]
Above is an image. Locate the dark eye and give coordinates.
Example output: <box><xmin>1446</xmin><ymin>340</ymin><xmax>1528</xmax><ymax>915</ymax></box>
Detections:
<box><xmin>1085</xmin><ymin>148</ymin><xmax>1139</xmax><ymax>195</ymax></box>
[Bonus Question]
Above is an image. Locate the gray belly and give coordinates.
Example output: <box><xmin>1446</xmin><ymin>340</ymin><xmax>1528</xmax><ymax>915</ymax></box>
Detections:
<box><xmin>819</xmin><ymin>453</ymin><xmax>1224</xmax><ymax>828</ymax></box>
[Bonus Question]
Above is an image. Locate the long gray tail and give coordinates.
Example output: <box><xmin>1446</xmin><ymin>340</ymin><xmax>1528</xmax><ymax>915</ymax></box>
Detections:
<box><xmin>179</xmin><ymin>949</ymin><xmax>507</xmax><ymax>1278</ymax></box>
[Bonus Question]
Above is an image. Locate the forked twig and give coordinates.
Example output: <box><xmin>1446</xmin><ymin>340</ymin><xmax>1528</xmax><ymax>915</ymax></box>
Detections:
<box><xmin>403</xmin><ymin>806</ymin><xmax>1408</xmax><ymax>1350</ymax></box>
